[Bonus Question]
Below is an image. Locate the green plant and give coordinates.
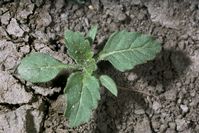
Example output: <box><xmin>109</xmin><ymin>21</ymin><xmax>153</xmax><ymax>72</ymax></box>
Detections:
<box><xmin>17</xmin><ymin>25</ymin><xmax>161</xmax><ymax>127</ymax></box>
<box><xmin>70</xmin><ymin>0</ymin><xmax>86</xmax><ymax>4</ymax></box>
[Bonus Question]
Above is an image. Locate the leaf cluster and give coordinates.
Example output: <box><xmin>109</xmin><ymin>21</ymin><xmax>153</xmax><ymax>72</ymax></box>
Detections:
<box><xmin>18</xmin><ymin>25</ymin><xmax>161</xmax><ymax>127</ymax></box>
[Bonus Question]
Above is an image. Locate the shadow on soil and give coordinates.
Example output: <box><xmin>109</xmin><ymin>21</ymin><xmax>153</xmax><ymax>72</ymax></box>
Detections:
<box><xmin>132</xmin><ymin>49</ymin><xmax>192</xmax><ymax>89</ymax></box>
<box><xmin>25</xmin><ymin>109</ymin><xmax>37</xmax><ymax>133</ymax></box>
<box><xmin>34</xmin><ymin>70</ymin><xmax>70</xmax><ymax>88</ymax></box>
<box><xmin>31</xmin><ymin>70</ymin><xmax>70</xmax><ymax>99</ymax></box>
<box><xmin>94</xmin><ymin>49</ymin><xmax>191</xmax><ymax>132</ymax></box>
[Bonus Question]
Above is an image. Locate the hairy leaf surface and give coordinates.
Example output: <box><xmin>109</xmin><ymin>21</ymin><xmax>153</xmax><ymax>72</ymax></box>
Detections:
<box><xmin>64</xmin><ymin>72</ymin><xmax>100</xmax><ymax>127</ymax></box>
<box><xmin>86</xmin><ymin>25</ymin><xmax>98</xmax><ymax>44</ymax></box>
<box><xmin>98</xmin><ymin>31</ymin><xmax>161</xmax><ymax>71</ymax></box>
<box><xmin>65</xmin><ymin>31</ymin><xmax>97</xmax><ymax>73</ymax></box>
<box><xmin>17</xmin><ymin>53</ymin><xmax>74</xmax><ymax>83</ymax></box>
<box><xmin>100</xmin><ymin>75</ymin><xmax>117</xmax><ymax>96</ymax></box>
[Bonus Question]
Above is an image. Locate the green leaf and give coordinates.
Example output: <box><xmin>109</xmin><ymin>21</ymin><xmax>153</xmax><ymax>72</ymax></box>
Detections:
<box><xmin>64</xmin><ymin>30</ymin><xmax>97</xmax><ymax>73</ymax></box>
<box><xmin>64</xmin><ymin>31</ymin><xmax>87</xmax><ymax>63</ymax></box>
<box><xmin>64</xmin><ymin>72</ymin><xmax>100</xmax><ymax>127</ymax></box>
<box><xmin>69</xmin><ymin>0</ymin><xmax>86</xmax><ymax>4</ymax></box>
<box><xmin>17</xmin><ymin>53</ymin><xmax>75</xmax><ymax>83</ymax></box>
<box><xmin>86</xmin><ymin>25</ymin><xmax>98</xmax><ymax>44</ymax></box>
<box><xmin>98</xmin><ymin>31</ymin><xmax>161</xmax><ymax>72</ymax></box>
<box><xmin>99</xmin><ymin>75</ymin><xmax>117</xmax><ymax>96</ymax></box>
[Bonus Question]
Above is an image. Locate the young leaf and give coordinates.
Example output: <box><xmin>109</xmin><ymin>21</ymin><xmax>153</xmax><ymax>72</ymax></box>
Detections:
<box><xmin>64</xmin><ymin>31</ymin><xmax>97</xmax><ymax>73</ymax></box>
<box><xmin>64</xmin><ymin>31</ymin><xmax>86</xmax><ymax>63</ymax></box>
<box><xmin>17</xmin><ymin>53</ymin><xmax>75</xmax><ymax>83</ymax></box>
<box><xmin>86</xmin><ymin>25</ymin><xmax>98</xmax><ymax>44</ymax></box>
<box><xmin>64</xmin><ymin>72</ymin><xmax>100</xmax><ymax>127</ymax></box>
<box><xmin>99</xmin><ymin>75</ymin><xmax>117</xmax><ymax>96</ymax></box>
<box><xmin>98</xmin><ymin>31</ymin><xmax>161</xmax><ymax>72</ymax></box>
<box><xmin>69</xmin><ymin>0</ymin><xmax>86</xmax><ymax>4</ymax></box>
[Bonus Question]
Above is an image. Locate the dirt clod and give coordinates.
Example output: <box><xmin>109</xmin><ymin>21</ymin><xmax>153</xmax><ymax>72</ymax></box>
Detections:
<box><xmin>6</xmin><ymin>18</ymin><xmax>24</xmax><ymax>37</ymax></box>
<box><xmin>0</xmin><ymin>99</ymin><xmax>45</xmax><ymax>133</ymax></box>
<box><xmin>0</xmin><ymin>71</ymin><xmax>33</xmax><ymax>104</ymax></box>
<box><xmin>134</xmin><ymin>117</ymin><xmax>152</xmax><ymax>133</ymax></box>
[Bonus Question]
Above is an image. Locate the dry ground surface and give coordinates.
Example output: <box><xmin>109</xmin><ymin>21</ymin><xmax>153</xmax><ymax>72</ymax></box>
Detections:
<box><xmin>0</xmin><ymin>0</ymin><xmax>199</xmax><ymax>133</ymax></box>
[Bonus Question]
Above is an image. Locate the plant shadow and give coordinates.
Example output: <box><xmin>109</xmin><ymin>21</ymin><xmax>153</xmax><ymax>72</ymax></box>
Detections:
<box><xmin>93</xmin><ymin>49</ymin><xmax>191</xmax><ymax>132</ymax></box>
<box><xmin>132</xmin><ymin>49</ymin><xmax>192</xmax><ymax>89</ymax></box>
<box><xmin>28</xmin><ymin>70</ymin><xmax>70</xmax><ymax>99</ymax></box>
<box><xmin>33</xmin><ymin>69</ymin><xmax>70</xmax><ymax>89</ymax></box>
<box><xmin>93</xmin><ymin>89</ymin><xmax>148</xmax><ymax>133</ymax></box>
<box><xmin>97</xmin><ymin>49</ymin><xmax>191</xmax><ymax>88</ymax></box>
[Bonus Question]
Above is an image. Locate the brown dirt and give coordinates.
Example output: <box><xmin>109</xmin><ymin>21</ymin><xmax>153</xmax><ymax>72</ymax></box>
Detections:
<box><xmin>0</xmin><ymin>0</ymin><xmax>199</xmax><ymax>133</ymax></box>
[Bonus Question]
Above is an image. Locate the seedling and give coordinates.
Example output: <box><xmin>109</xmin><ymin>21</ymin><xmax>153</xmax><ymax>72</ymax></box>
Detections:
<box><xmin>70</xmin><ymin>0</ymin><xmax>86</xmax><ymax>4</ymax></box>
<box><xmin>17</xmin><ymin>25</ymin><xmax>161</xmax><ymax>127</ymax></box>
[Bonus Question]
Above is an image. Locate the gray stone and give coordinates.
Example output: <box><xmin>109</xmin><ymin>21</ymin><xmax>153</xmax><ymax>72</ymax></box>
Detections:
<box><xmin>127</xmin><ymin>72</ymin><xmax>138</xmax><ymax>81</ymax></box>
<box><xmin>134</xmin><ymin>109</ymin><xmax>145</xmax><ymax>115</ymax></box>
<box><xmin>31</xmin><ymin>85</ymin><xmax>62</xmax><ymax>97</ymax></box>
<box><xmin>0</xmin><ymin>40</ymin><xmax>21</xmax><ymax>71</ymax></box>
<box><xmin>51</xmin><ymin>95</ymin><xmax>66</xmax><ymax>114</ymax></box>
<box><xmin>36</xmin><ymin>11</ymin><xmax>52</xmax><ymax>28</ymax></box>
<box><xmin>180</xmin><ymin>104</ymin><xmax>189</xmax><ymax>113</ymax></box>
<box><xmin>91</xmin><ymin>0</ymin><xmax>100</xmax><ymax>10</ymax></box>
<box><xmin>146</xmin><ymin>1</ymin><xmax>180</xmax><ymax>29</ymax></box>
<box><xmin>33</xmin><ymin>0</ymin><xmax>44</xmax><ymax>7</ymax></box>
<box><xmin>159</xmin><ymin>124</ymin><xmax>168</xmax><ymax>132</ymax></box>
<box><xmin>118</xmin><ymin>13</ymin><xmax>127</xmax><ymax>21</ymax></box>
<box><xmin>181</xmin><ymin>129</ymin><xmax>192</xmax><ymax>133</ymax></box>
<box><xmin>0</xmin><ymin>71</ymin><xmax>33</xmax><ymax>104</ymax></box>
<box><xmin>152</xmin><ymin>101</ymin><xmax>161</xmax><ymax>113</ymax></box>
<box><xmin>175</xmin><ymin>118</ymin><xmax>187</xmax><ymax>132</ymax></box>
<box><xmin>0</xmin><ymin>11</ymin><xmax>11</xmax><ymax>25</ymax></box>
<box><xmin>0</xmin><ymin>100</ymin><xmax>45</xmax><ymax>133</ymax></box>
<box><xmin>156</xmin><ymin>84</ymin><xmax>164</xmax><ymax>93</ymax></box>
<box><xmin>189</xmin><ymin>96</ymin><xmax>199</xmax><ymax>106</ymax></box>
<box><xmin>33</xmin><ymin>31</ymin><xmax>48</xmax><ymax>43</ymax></box>
<box><xmin>134</xmin><ymin>117</ymin><xmax>152</xmax><ymax>133</ymax></box>
<box><xmin>130</xmin><ymin>0</ymin><xmax>142</xmax><ymax>5</ymax></box>
<box><xmin>19</xmin><ymin>45</ymin><xmax>30</xmax><ymax>54</ymax></box>
<box><xmin>190</xmin><ymin>51</ymin><xmax>199</xmax><ymax>72</ymax></box>
<box><xmin>168</xmin><ymin>122</ymin><xmax>176</xmax><ymax>129</ymax></box>
<box><xmin>165</xmin><ymin>128</ymin><xmax>176</xmax><ymax>133</ymax></box>
<box><xmin>60</xmin><ymin>13</ymin><xmax>69</xmax><ymax>21</ymax></box>
<box><xmin>0</xmin><ymin>27</ymin><xmax>8</xmax><ymax>38</ymax></box>
<box><xmin>16</xmin><ymin>0</ymin><xmax>34</xmax><ymax>21</ymax></box>
<box><xmin>6</xmin><ymin>18</ymin><xmax>24</xmax><ymax>37</ymax></box>
<box><xmin>20</xmin><ymin>24</ymin><xmax>30</xmax><ymax>32</ymax></box>
<box><xmin>164</xmin><ymin>89</ymin><xmax>177</xmax><ymax>101</ymax></box>
<box><xmin>151</xmin><ymin>118</ymin><xmax>160</xmax><ymax>132</ymax></box>
<box><xmin>55</xmin><ymin>0</ymin><xmax>65</xmax><ymax>11</ymax></box>
<box><xmin>100</xmin><ymin>0</ymin><xmax>113</xmax><ymax>9</ymax></box>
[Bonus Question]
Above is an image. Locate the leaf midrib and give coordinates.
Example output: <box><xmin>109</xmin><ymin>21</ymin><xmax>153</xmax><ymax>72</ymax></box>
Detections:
<box><xmin>99</xmin><ymin>45</ymin><xmax>153</xmax><ymax>60</ymax></box>
<box><xmin>70</xmin><ymin>74</ymin><xmax>85</xmax><ymax>126</ymax></box>
<box><xmin>70</xmin><ymin>76</ymin><xmax>97</xmax><ymax>126</ymax></box>
<box><xmin>24</xmin><ymin>64</ymin><xmax>75</xmax><ymax>70</ymax></box>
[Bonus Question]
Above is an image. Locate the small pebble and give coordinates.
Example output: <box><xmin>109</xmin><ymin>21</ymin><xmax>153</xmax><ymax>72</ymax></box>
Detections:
<box><xmin>175</xmin><ymin>118</ymin><xmax>187</xmax><ymax>132</ymax></box>
<box><xmin>127</xmin><ymin>72</ymin><xmax>138</xmax><ymax>81</ymax></box>
<box><xmin>180</xmin><ymin>104</ymin><xmax>189</xmax><ymax>113</ymax></box>
<box><xmin>117</xmin><ymin>13</ymin><xmax>127</xmax><ymax>21</ymax></box>
<box><xmin>152</xmin><ymin>101</ymin><xmax>162</xmax><ymax>113</ymax></box>
<box><xmin>164</xmin><ymin>89</ymin><xmax>177</xmax><ymax>101</ymax></box>
<box><xmin>134</xmin><ymin>109</ymin><xmax>145</xmax><ymax>115</ymax></box>
<box><xmin>6</xmin><ymin>18</ymin><xmax>24</xmax><ymax>37</ymax></box>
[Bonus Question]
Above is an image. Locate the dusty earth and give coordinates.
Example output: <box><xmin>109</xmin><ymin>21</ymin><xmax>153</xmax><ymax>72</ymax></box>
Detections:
<box><xmin>0</xmin><ymin>0</ymin><xmax>199</xmax><ymax>132</ymax></box>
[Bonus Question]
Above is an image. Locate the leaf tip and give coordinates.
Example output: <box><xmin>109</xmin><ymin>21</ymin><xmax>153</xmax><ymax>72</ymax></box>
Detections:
<box><xmin>99</xmin><ymin>75</ymin><xmax>118</xmax><ymax>97</ymax></box>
